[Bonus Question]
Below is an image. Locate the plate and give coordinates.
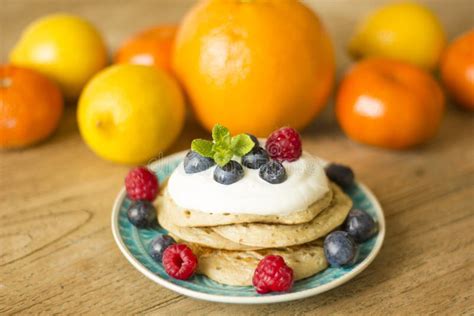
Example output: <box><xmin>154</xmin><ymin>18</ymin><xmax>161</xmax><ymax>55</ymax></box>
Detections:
<box><xmin>111</xmin><ymin>151</ymin><xmax>385</xmax><ymax>304</ymax></box>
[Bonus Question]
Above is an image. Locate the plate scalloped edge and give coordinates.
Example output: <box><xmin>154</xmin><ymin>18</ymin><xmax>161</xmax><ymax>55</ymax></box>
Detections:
<box><xmin>111</xmin><ymin>150</ymin><xmax>386</xmax><ymax>304</ymax></box>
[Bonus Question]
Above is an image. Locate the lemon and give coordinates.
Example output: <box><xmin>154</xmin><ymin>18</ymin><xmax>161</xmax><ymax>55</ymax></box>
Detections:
<box><xmin>77</xmin><ymin>64</ymin><xmax>185</xmax><ymax>164</ymax></box>
<box><xmin>348</xmin><ymin>3</ymin><xmax>446</xmax><ymax>70</ymax></box>
<box><xmin>10</xmin><ymin>13</ymin><xmax>108</xmax><ymax>98</ymax></box>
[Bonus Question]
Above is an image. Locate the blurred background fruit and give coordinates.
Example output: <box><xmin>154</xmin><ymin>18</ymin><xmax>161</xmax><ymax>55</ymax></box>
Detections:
<box><xmin>115</xmin><ymin>25</ymin><xmax>177</xmax><ymax>74</ymax></box>
<box><xmin>77</xmin><ymin>64</ymin><xmax>185</xmax><ymax>164</ymax></box>
<box><xmin>10</xmin><ymin>14</ymin><xmax>108</xmax><ymax>99</ymax></box>
<box><xmin>440</xmin><ymin>30</ymin><xmax>474</xmax><ymax>111</ymax></box>
<box><xmin>0</xmin><ymin>65</ymin><xmax>63</xmax><ymax>148</ymax></box>
<box><xmin>348</xmin><ymin>2</ymin><xmax>446</xmax><ymax>70</ymax></box>
<box><xmin>336</xmin><ymin>58</ymin><xmax>445</xmax><ymax>149</ymax></box>
<box><xmin>173</xmin><ymin>0</ymin><xmax>334</xmax><ymax>136</ymax></box>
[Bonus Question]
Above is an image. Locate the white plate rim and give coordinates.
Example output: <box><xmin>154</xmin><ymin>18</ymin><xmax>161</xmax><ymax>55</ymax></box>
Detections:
<box><xmin>111</xmin><ymin>150</ymin><xmax>386</xmax><ymax>304</ymax></box>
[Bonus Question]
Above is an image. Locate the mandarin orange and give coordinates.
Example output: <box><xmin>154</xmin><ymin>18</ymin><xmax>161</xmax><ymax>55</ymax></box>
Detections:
<box><xmin>336</xmin><ymin>58</ymin><xmax>444</xmax><ymax>149</ymax></box>
<box><xmin>0</xmin><ymin>65</ymin><xmax>63</xmax><ymax>148</ymax></box>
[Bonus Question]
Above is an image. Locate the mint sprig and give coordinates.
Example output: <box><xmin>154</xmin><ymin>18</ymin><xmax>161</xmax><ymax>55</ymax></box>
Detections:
<box><xmin>191</xmin><ymin>124</ymin><xmax>255</xmax><ymax>166</ymax></box>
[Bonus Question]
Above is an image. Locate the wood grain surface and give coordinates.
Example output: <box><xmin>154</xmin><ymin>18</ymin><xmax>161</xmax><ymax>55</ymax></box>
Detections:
<box><xmin>1</xmin><ymin>0</ymin><xmax>473</xmax><ymax>314</ymax></box>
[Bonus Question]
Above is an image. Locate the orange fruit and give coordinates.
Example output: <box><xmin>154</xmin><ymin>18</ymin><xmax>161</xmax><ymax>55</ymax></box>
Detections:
<box><xmin>336</xmin><ymin>58</ymin><xmax>444</xmax><ymax>149</ymax></box>
<box><xmin>115</xmin><ymin>25</ymin><xmax>177</xmax><ymax>73</ymax></box>
<box><xmin>0</xmin><ymin>65</ymin><xmax>63</xmax><ymax>148</ymax></box>
<box><xmin>173</xmin><ymin>0</ymin><xmax>335</xmax><ymax>136</ymax></box>
<box><xmin>440</xmin><ymin>30</ymin><xmax>474</xmax><ymax>111</ymax></box>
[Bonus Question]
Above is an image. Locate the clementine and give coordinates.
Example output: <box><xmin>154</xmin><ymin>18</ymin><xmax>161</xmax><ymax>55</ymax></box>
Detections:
<box><xmin>173</xmin><ymin>0</ymin><xmax>335</xmax><ymax>136</ymax></box>
<box><xmin>115</xmin><ymin>25</ymin><xmax>177</xmax><ymax>73</ymax></box>
<box><xmin>0</xmin><ymin>65</ymin><xmax>63</xmax><ymax>148</ymax></box>
<box><xmin>336</xmin><ymin>58</ymin><xmax>445</xmax><ymax>149</ymax></box>
<box><xmin>440</xmin><ymin>30</ymin><xmax>474</xmax><ymax>111</ymax></box>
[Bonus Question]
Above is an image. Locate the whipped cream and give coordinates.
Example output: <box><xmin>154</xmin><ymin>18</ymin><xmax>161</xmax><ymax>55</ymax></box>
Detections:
<box><xmin>167</xmin><ymin>151</ymin><xmax>330</xmax><ymax>215</ymax></box>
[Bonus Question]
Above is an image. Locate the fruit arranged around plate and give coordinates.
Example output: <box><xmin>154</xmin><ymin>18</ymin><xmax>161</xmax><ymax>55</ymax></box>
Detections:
<box><xmin>124</xmin><ymin>124</ymin><xmax>378</xmax><ymax>293</ymax></box>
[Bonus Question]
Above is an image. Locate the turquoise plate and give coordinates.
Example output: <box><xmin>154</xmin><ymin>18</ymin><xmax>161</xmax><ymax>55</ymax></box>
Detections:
<box><xmin>111</xmin><ymin>151</ymin><xmax>385</xmax><ymax>304</ymax></box>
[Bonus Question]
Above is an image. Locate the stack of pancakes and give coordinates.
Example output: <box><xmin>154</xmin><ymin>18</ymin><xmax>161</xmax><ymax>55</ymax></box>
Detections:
<box><xmin>157</xmin><ymin>181</ymin><xmax>352</xmax><ymax>286</ymax></box>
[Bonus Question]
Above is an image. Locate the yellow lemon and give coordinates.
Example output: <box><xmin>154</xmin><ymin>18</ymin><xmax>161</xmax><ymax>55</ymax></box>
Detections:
<box><xmin>77</xmin><ymin>64</ymin><xmax>185</xmax><ymax>164</ymax></box>
<box><xmin>348</xmin><ymin>2</ymin><xmax>446</xmax><ymax>70</ymax></box>
<box><xmin>10</xmin><ymin>13</ymin><xmax>108</xmax><ymax>98</ymax></box>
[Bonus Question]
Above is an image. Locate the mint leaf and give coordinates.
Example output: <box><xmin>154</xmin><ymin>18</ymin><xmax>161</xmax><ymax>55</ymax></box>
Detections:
<box><xmin>191</xmin><ymin>139</ymin><xmax>214</xmax><ymax>158</ymax></box>
<box><xmin>212</xmin><ymin>124</ymin><xmax>231</xmax><ymax>146</ymax></box>
<box><xmin>231</xmin><ymin>134</ymin><xmax>254</xmax><ymax>156</ymax></box>
<box><xmin>213</xmin><ymin>148</ymin><xmax>233</xmax><ymax>166</ymax></box>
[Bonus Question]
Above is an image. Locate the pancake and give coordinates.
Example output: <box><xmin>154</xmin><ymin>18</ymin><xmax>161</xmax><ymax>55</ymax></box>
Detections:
<box><xmin>192</xmin><ymin>240</ymin><xmax>328</xmax><ymax>286</ymax></box>
<box><xmin>211</xmin><ymin>183</ymin><xmax>352</xmax><ymax>248</ymax></box>
<box><xmin>159</xmin><ymin>184</ymin><xmax>333</xmax><ymax>227</ymax></box>
<box><xmin>157</xmin><ymin>197</ymin><xmax>260</xmax><ymax>250</ymax></box>
<box><xmin>157</xmin><ymin>183</ymin><xmax>351</xmax><ymax>250</ymax></box>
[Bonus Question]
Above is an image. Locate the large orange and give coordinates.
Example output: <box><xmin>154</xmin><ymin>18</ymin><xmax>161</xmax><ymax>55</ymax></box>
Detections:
<box><xmin>440</xmin><ymin>30</ymin><xmax>474</xmax><ymax>111</ymax></box>
<box><xmin>115</xmin><ymin>25</ymin><xmax>177</xmax><ymax>73</ymax></box>
<box><xmin>0</xmin><ymin>65</ymin><xmax>63</xmax><ymax>148</ymax></box>
<box><xmin>173</xmin><ymin>0</ymin><xmax>335</xmax><ymax>136</ymax></box>
<box><xmin>336</xmin><ymin>58</ymin><xmax>444</xmax><ymax>149</ymax></box>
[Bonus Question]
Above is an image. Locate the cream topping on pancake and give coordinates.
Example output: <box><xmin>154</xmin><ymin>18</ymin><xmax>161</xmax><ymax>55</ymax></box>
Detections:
<box><xmin>167</xmin><ymin>151</ymin><xmax>330</xmax><ymax>215</ymax></box>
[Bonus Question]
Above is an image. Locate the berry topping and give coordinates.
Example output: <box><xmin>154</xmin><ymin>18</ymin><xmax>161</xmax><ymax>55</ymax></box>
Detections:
<box><xmin>246</xmin><ymin>133</ymin><xmax>260</xmax><ymax>148</ymax></box>
<box><xmin>324</xmin><ymin>231</ymin><xmax>359</xmax><ymax>267</ymax></box>
<box><xmin>324</xmin><ymin>163</ymin><xmax>354</xmax><ymax>189</ymax></box>
<box><xmin>127</xmin><ymin>200</ymin><xmax>157</xmax><ymax>228</ymax></box>
<box><xmin>242</xmin><ymin>146</ymin><xmax>269</xmax><ymax>169</ymax></box>
<box><xmin>149</xmin><ymin>235</ymin><xmax>176</xmax><ymax>262</ymax></box>
<box><xmin>265</xmin><ymin>127</ymin><xmax>302</xmax><ymax>162</ymax></box>
<box><xmin>162</xmin><ymin>244</ymin><xmax>198</xmax><ymax>280</ymax></box>
<box><xmin>344</xmin><ymin>209</ymin><xmax>378</xmax><ymax>242</ymax></box>
<box><xmin>214</xmin><ymin>160</ymin><xmax>244</xmax><ymax>185</ymax></box>
<box><xmin>252</xmin><ymin>255</ymin><xmax>294</xmax><ymax>294</ymax></box>
<box><xmin>183</xmin><ymin>150</ymin><xmax>215</xmax><ymax>174</ymax></box>
<box><xmin>259</xmin><ymin>160</ymin><xmax>287</xmax><ymax>184</ymax></box>
<box><xmin>125</xmin><ymin>167</ymin><xmax>159</xmax><ymax>201</ymax></box>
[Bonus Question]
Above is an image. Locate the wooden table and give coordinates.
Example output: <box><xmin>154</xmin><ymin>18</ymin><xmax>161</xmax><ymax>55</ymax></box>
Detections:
<box><xmin>1</xmin><ymin>0</ymin><xmax>473</xmax><ymax>314</ymax></box>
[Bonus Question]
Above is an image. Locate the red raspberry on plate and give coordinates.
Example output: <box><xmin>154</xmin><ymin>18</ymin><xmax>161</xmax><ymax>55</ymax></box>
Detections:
<box><xmin>252</xmin><ymin>255</ymin><xmax>294</xmax><ymax>294</ymax></box>
<box><xmin>265</xmin><ymin>127</ymin><xmax>302</xmax><ymax>162</ymax></box>
<box><xmin>162</xmin><ymin>244</ymin><xmax>198</xmax><ymax>280</ymax></box>
<box><xmin>125</xmin><ymin>167</ymin><xmax>159</xmax><ymax>201</ymax></box>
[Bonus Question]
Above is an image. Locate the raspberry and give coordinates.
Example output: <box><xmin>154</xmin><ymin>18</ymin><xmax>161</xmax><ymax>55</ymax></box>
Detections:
<box><xmin>162</xmin><ymin>244</ymin><xmax>198</xmax><ymax>280</ymax></box>
<box><xmin>252</xmin><ymin>255</ymin><xmax>294</xmax><ymax>294</ymax></box>
<box><xmin>125</xmin><ymin>167</ymin><xmax>159</xmax><ymax>201</ymax></box>
<box><xmin>265</xmin><ymin>127</ymin><xmax>302</xmax><ymax>162</ymax></box>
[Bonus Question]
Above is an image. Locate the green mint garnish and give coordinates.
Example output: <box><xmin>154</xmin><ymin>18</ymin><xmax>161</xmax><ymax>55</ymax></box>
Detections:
<box><xmin>231</xmin><ymin>134</ymin><xmax>255</xmax><ymax>156</ymax></box>
<box><xmin>191</xmin><ymin>139</ymin><xmax>214</xmax><ymax>158</ymax></box>
<box><xmin>191</xmin><ymin>124</ymin><xmax>255</xmax><ymax>166</ymax></box>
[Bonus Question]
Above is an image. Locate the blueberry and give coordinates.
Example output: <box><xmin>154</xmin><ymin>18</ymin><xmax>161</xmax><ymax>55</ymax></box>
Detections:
<box><xmin>259</xmin><ymin>160</ymin><xmax>287</xmax><ymax>184</ymax></box>
<box><xmin>127</xmin><ymin>200</ymin><xmax>156</xmax><ymax>228</ymax></box>
<box><xmin>242</xmin><ymin>147</ymin><xmax>269</xmax><ymax>169</ymax></box>
<box><xmin>324</xmin><ymin>163</ymin><xmax>355</xmax><ymax>189</ymax></box>
<box><xmin>183</xmin><ymin>150</ymin><xmax>215</xmax><ymax>174</ymax></box>
<box><xmin>214</xmin><ymin>160</ymin><xmax>244</xmax><ymax>185</ymax></box>
<box><xmin>344</xmin><ymin>209</ymin><xmax>377</xmax><ymax>242</ymax></box>
<box><xmin>324</xmin><ymin>231</ymin><xmax>359</xmax><ymax>267</ymax></box>
<box><xmin>149</xmin><ymin>235</ymin><xmax>176</xmax><ymax>262</ymax></box>
<box><xmin>246</xmin><ymin>133</ymin><xmax>260</xmax><ymax>148</ymax></box>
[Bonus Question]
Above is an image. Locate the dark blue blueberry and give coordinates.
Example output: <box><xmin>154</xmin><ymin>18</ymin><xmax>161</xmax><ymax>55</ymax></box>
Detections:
<box><xmin>149</xmin><ymin>235</ymin><xmax>176</xmax><ymax>262</ymax></box>
<box><xmin>127</xmin><ymin>200</ymin><xmax>156</xmax><ymax>228</ymax></box>
<box><xmin>324</xmin><ymin>163</ymin><xmax>355</xmax><ymax>189</ymax></box>
<box><xmin>183</xmin><ymin>150</ymin><xmax>215</xmax><ymax>174</ymax></box>
<box><xmin>259</xmin><ymin>160</ymin><xmax>287</xmax><ymax>184</ymax></box>
<box><xmin>214</xmin><ymin>160</ymin><xmax>244</xmax><ymax>185</ymax></box>
<box><xmin>246</xmin><ymin>133</ymin><xmax>260</xmax><ymax>148</ymax></box>
<box><xmin>344</xmin><ymin>209</ymin><xmax>378</xmax><ymax>242</ymax></box>
<box><xmin>242</xmin><ymin>146</ymin><xmax>269</xmax><ymax>169</ymax></box>
<box><xmin>324</xmin><ymin>231</ymin><xmax>359</xmax><ymax>267</ymax></box>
